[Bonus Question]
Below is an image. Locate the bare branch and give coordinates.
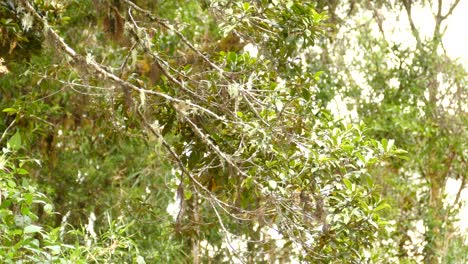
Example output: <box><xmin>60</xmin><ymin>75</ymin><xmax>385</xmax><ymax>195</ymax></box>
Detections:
<box><xmin>123</xmin><ymin>0</ymin><xmax>225</xmax><ymax>74</ymax></box>
<box><xmin>125</xmin><ymin>9</ymin><xmax>209</xmax><ymax>103</ymax></box>
<box><xmin>441</xmin><ymin>0</ymin><xmax>461</xmax><ymax>20</ymax></box>
<box><xmin>402</xmin><ymin>0</ymin><xmax>422</xmax><ymax>48</ymax></box>
<box><xmin>0</xmin><ymin>119</ymin><xmax>17</xmax><ymax>145</ymax></box>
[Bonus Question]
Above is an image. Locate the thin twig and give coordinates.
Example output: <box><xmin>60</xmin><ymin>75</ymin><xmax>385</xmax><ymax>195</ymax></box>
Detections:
<box><xmin>0</xmin><ymin>119</ymin><xmax>17</xmax><ymax>144</ymax></box>
<box><xmin>441</xmin><ymin>0</ymin><xmax>461</xmax><ymax>20</ymax></box>
<box><xmin>123</xmin><ymin>0</ymin><xmax>225</xmax><ymax>74</ymax></box>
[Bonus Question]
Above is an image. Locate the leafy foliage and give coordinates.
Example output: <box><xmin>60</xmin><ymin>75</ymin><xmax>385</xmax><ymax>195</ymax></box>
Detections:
<box><xmin>0</xmin><ymin>0</ymin><xmax>466</xmax><ymax>263</ymax></box>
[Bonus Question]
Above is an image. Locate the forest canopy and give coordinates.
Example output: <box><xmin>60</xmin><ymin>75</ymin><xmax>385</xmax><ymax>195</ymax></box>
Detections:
<box><xmin>0</xmin><ymin>0</ymin><xmax>466</xmax><ymax>263</ymax></box>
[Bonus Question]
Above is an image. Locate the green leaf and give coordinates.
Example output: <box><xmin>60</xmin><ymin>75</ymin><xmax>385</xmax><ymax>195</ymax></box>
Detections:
<box><xmin>387</xmin><ymin>139</ymin><xmax>394</xmax><ymax>151</ymax></box>
<box><xmin>227</xmin><ymin>52</ymin><xmax>237</xmax><ymax>62</ymax></box>
<box><xmin>374</xmin><ymin>203</ymin><xmax>390</xmax><ymax>212</ymax></box>
<box><xmin>397</xmin><ymin>155</ymin><xmax>410</xmax><ymax>161</ymax></box>
<box><xmin>343</xmin><ymin>178</ymin><xmax>352</xmax><ymax>191</ymax></box>
<box><xmin>393</xmin><ymin>148</ymin><xmax>408</xmax><ymax>154</ymax></box>
<box><xmin>301</xmin><ymin>88</ymin><xmax>311</xmax><ymax>101</ymax></box>
<box><xmin>2</xmin><ymin>108</ymin><xmax>17</xmax><ymax>113</ymax></box>
<box><xmin>368</xmin><ymin>219</ymin><xmax>379</xmax><ymax>229</ymax></box>
<box><xmin>381</xmin><ymin>138</ymin><xmax>387</xmax><ymax>152</ymax></box>
<box><xmin>16</xmin><ymin>168</ymin><xmax>28</xmax><ymax>175</ymax></box>
<box><xmin>313</xmin><ymin>71</ymin><xmax>324</xmax><ymax>81</ymax></box>
<box><xmin>24</xmin><ymin>193</ymin><xmax>34</xmax><ymax>205</ymax></box>
<box><xmin>356</xmin><ymin>152</ymin><xmax>365</xmax><ymax>163</ymax></box>
<box><xmin>44</xmin><ymin>204</ymin><xmax>54</xmax><ymax>215</ymax></box>
<box><xmin>242</xmin><ymin>2</ymin><xmax>250</xmax><ymax>11</ymax></box>
<box><xmin>268</xmin><ymin>180</ymin><xmax>277</xmax><ymax>190</ymax></box>
<box><xmin>7</xmin><ymin>131</ymin><xmax>22</xmax><ymax>150</ymax></box>
<box><xmin>359</xmin><ymin>200</ymin><xmax>369</xmax><ymax>211</ymax></box>
<box><xmin>184</xmin><ymin>189</ymin><xmax>193</xmax><ymax>200</ymax></box>
<box><xmin>21</xmin><ymin>206</ymin><xmax>31</xmax><ymax>216</ymax></box>
<box><xmin>7</xmin><ymin>179</ymin><xmax>17</xmax><ymax>188</ymax></box>
<box><xmin>24</xmin><ymin>225</ymin><xmax>42</xmax><ymax>234</ymax></box>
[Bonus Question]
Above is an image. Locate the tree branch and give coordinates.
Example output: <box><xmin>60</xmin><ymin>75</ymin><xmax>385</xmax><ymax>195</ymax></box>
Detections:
<box><xmin>441</xmin><ymin>0</ymin><xmax>461</xmax><ymax>20</ymax></box>
<box><xmin>123</xmin><ymin>0</ymin><xmax>225</xmax><ymax>74</ymax></box>
<box><xmin>0</xmin><ymin>119</ymin><xmax>17</xmax><ymax>145</ymax></box>
<box><xmin>402</xmin><ymin>0</ymin><xmax>422</xmax><ymax>48</ymax></box>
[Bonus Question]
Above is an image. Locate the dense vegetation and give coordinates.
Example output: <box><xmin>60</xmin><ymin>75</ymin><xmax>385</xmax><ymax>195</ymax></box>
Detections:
<box><xmin>0</xmin><ymin>0</ymin><xmax>466</xmax><ymax>263</ymax></box>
